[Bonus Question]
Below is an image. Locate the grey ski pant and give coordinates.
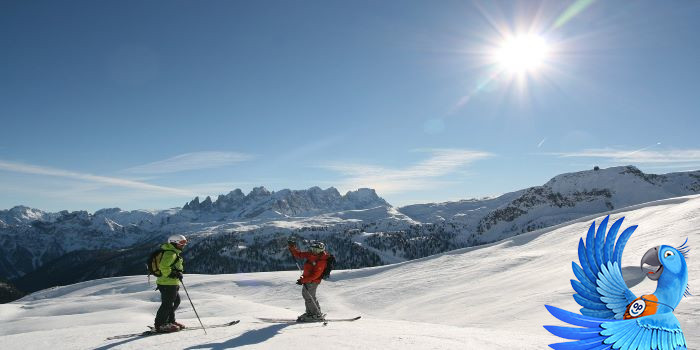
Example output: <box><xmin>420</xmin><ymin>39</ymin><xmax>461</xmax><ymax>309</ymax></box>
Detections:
<box><xmin>302</xmin><ymin>282</ymin><xmax>322</xmax><ymax>315</ymax></box>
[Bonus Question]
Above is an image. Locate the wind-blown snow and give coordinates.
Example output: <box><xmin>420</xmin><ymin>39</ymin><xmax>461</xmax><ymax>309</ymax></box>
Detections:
<box><xmin>1</xmin><ymin>195</ymin><xmax>698</xmax><ymax>349</ymax></box>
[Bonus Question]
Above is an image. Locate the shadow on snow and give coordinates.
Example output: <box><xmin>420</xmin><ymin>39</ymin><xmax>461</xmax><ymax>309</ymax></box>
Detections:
<box><xmin>184</xmin><ymin>323</ymin><xmax>292</xmax><ymax>350</ymax></box>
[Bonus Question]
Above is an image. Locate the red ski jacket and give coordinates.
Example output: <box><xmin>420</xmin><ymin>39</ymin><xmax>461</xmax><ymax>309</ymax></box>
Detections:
<box><xmin>289</xmin><ymin>245</ymin><xmax>329</xmax><ymax>284</ymax></box>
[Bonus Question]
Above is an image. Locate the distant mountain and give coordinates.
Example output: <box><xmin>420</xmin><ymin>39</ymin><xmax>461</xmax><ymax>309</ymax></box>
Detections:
<box><xmin>399</xmin><ymin>166</ymin><xmax>700</xmax><ymax>242</ymax></box>
<box><xmin>0</xmin><ymin>210</ymin><xmax>160</xmax><ymax>280</ymax></box>
<box><xmin>0</xmin><ymin>205</ymin><xmax>58</xmax><ymax>225</ymax></box>
<box><xmin>2</xmin><ymin>166</ymin><xmax>699</xmax><ymax>298</ymax></box>
<box><xmin>182</xmin><ymin>186</ymin><xmax>388</xmax><ymax>218</ymax></box>
<box><xmin>0</xmin><ymin>186</ymin><xmax>395</xmax><ymax>283</ymax></box>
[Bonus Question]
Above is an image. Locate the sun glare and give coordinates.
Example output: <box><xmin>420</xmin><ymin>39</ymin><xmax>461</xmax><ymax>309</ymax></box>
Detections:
<box><xmin>495</xmin><ymin>35</ymin><xmax>549</xmax><ymax>73</ymax></box>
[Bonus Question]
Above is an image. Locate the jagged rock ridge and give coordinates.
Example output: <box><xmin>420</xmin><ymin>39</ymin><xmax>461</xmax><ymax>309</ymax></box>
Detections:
<box><xmin>182</xmin><ymin>187</ymin><xmax>388</xmax><ymax>218</ymax></box>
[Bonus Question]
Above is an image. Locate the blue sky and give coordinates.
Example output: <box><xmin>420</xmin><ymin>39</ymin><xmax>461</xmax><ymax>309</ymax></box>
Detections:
<box><xmin>1</xmin><ymin>0</ymin><xmax>700</xmax><ymax>212</ymax></box>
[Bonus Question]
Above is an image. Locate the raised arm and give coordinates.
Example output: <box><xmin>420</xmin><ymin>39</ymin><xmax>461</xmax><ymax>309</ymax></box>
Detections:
<box><xmin>289</xmin><ymin>244</ymin><xmax>312</xmax><ymax>259</ymax></box>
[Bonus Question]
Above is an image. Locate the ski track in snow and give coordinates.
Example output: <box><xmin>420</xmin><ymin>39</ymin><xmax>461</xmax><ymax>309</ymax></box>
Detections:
<box><xmin>1</xmin><ymin>195</ymin><xmax>699</xmax><ymax>349</ymax></box>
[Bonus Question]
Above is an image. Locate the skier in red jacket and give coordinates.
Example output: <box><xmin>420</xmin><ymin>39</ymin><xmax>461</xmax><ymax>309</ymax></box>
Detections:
<box><xmin>288</xmin><ymin>239</ymin><xmax>329</xmax><ymax>322</ymax></box>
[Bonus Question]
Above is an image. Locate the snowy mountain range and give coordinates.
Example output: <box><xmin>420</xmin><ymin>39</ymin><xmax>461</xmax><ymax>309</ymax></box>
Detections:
<box><xmin>401</xmin><ymin>165</ymin><xmax>700</xmax><ymax>241</ymax></box>
<box><xmin>182</xmin><ymin>186</ymin><xmax>389</xmax><ymax>216</ymax></box>
<box><xmin>1</xmin><ymin>165</ymin><xmax>699</xmax><ymax>298</ymax></box>
<box><xmin>1</xmin><ymin>194</ymin><xmax>697</xmax><ymax>349</ymax></box>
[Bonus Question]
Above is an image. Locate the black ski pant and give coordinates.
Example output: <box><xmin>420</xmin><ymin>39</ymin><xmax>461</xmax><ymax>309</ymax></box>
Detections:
<box><xmin>155</xmin><ymin>284</ymin><xmax>180</xmax><ymax>327</ymax></box>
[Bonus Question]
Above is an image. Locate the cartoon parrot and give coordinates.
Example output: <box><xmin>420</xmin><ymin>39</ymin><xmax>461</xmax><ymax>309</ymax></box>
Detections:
<box><xmin>544</xmin><ymin>215</ymin><xmax>691</xmax><ymax>350</ymax></box>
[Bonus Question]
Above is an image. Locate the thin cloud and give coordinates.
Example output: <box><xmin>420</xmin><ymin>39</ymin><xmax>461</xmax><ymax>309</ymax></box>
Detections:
<box><xmin>125</xmin><ymin>151</ymin><xmax>252</xmax><ymax>174</ymax></box>
<box><xmin>322</xmin><ymin>149</ymin><xmax>493</xmax><ymax>194</ymax></box>
<box><xmin>550</xmin><ymin>148</ymin><xmax>700</xmax><ymax>164</ymax></box>
<box><xmin>276</xmin><ymin>135</ymin><xmax>347</xmax><ymax>164</ymax></box>
<box><xmin>621</xmin><ymin>142</ymin><xmax>661</xmax><ymax>157</ymax></box>
<box><xmin>640</xmin><ymin>163</ymin><xmax>700</xmax><ymax>171</ymax></box>
<box><xmin>0</xmin><ymin>159</ymin><xmax>192</xmax><ymax>196</ymax></box>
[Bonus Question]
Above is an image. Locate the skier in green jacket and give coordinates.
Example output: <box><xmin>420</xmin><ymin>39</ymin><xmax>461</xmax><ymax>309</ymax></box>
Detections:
<box><xmin>154</xmin><ymin>234</ymin><xmax>187</xmax><ymax>333</ymax></box>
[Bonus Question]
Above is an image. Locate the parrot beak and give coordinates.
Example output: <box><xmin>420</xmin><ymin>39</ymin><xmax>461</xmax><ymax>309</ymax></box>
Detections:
<box><xmin>641</xmin><ymin>246</ymin><xmax>663</xmax><ymax>281</ymax></box>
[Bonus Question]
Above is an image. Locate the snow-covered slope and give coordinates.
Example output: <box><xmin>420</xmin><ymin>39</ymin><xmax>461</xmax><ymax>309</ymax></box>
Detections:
<box><xmin>1</xmin><ymin>194</ymin><xmax>697</xmax><ymax>349</ymax></box>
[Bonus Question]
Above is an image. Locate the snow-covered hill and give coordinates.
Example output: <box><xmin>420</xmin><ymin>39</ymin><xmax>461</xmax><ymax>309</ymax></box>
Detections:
<box><xmin>1</xmin><ymin>194</ymin><xmax>698</xmax><ymax>349</ymax></box>
<box><xmin>399</xmin><ymin>166</ymin><xmax>700</xmax><ymax>241</ymax></box>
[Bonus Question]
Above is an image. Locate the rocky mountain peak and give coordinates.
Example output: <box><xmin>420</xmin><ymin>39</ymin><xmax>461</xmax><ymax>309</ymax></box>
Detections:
<box><xmin>343</xmin><ymin>188</ymin><xmax>387</xmax><ymax>208</ymax></box>
<box><xmin>182</xmin><ymin>197</ymin><xmax>201</xmax><ymax>210</ymax></box>
<box><xmin>0</xmin><ymin>205</ymin><xmax>47</xmax><ymax>225</ymax></box>
<box><xmin>94</xmin><ymin>208</ymin><xmax>122</xmax><ymax>216</ymax></box>
<box><xmin>226</xmin><ymin>189</ymin><xmax>245</xmax><ymax>200</ymax></box>
<box><xmin>543</xmin><ymin>165</ymin><xmax>669</xmax><ymax>195</ymax></box>
<box><xmin>249</xmin><ymin>186</ymin><xmax>271</xmax><ymax>198</ymax></box>
<box><xmin>180</xmin><ymin>186</ymin><xmax>389</xmax><ymax>216</ymax></box>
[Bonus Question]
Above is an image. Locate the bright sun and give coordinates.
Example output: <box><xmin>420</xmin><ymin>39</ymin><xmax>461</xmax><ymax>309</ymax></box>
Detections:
<box><xmin>494</xmin><ymin>35</ymin><xmax>549</xmax><ymax>73</ymax></box>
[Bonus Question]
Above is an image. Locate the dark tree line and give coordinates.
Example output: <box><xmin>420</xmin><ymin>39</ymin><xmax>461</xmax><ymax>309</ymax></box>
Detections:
<box><xmin>183</xmin><ymin>221</ymin><xmax>473</xmax><ymax>275</ymax></box>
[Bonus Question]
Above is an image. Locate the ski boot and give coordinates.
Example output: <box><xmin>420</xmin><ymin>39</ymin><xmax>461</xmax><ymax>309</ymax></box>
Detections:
<box><xmin>298</xmin><ymin>313</ymin><xmax>326</xmax><ymax>322</ymax></box>
<box><xmin>155</xmin><ymin>323</ymin><xmax>181</xmax><ymax>333</ymax></box>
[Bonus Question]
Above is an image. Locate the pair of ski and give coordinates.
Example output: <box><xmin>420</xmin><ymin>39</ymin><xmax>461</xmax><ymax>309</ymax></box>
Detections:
<box><xmin>105</xmin><ymin>320</ymin><xmax>240</xmax><ymax>340</ymax></box>
<box><xmin>258</xmin><ymin>316</ymin><xmax>361</xmax><ymax>326</ymax></box>
<box><xmin>106</xmin><ymin>316</ymin><xmax>361</xmax><ymax>340</ymax></box>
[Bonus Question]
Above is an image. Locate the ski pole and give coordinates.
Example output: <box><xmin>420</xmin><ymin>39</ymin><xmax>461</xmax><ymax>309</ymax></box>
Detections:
<box><xmin>180</xmin><ymin>280</ymin><xmax>207</xmax><ymax>335</ymax></box>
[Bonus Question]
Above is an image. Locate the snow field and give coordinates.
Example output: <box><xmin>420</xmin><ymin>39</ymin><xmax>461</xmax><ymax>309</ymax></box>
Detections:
<box><xmin>1</xmin><ymin>195</ymin><xmax>698</xmax><ymax>349</ymax></box>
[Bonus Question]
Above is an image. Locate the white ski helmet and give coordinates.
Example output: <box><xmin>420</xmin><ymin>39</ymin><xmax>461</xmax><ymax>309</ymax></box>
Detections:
<box><xmin>310</xmin><ymin>241</ymin><xmax>325</xmax><ymax>253</ymax></box>
<box><xmin>168</xmin><ymin>234</ymin><xmax>188</xmax><ymax>247</ymax></box>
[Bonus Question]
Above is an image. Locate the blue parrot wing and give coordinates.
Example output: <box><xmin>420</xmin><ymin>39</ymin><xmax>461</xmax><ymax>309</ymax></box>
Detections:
<box><xmin>597</xmin><ymin>261</ymin><xmax>637</xmax><ymax>318</ymax></box>
<box><xmin>572</xmin><ymin>216</ymin><xmax>638</xmax><ymax>319</ymax></box>
<box><xmin>601</xmin><ymin>313</ymin><xmax>687</xmax><ymax>350</ymax></box>
<box><xmin>544</xmin><ymin>306</ymin><xmax>688</xmax><ymax>350</ymax></box>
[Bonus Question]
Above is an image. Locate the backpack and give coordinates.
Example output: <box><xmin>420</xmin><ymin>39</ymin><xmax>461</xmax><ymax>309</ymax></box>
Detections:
<box><xmin>321</xmin><ymin>254</ymin><xmax>336</xmax><ymax>280</ymax></box>
<box><xmin>147</xmin><ymin>249</ymin><xmax>180</xmax><ymax>277</ymax></box>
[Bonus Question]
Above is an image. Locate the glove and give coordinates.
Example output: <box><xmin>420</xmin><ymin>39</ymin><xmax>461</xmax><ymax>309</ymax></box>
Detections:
<box><xmin>169</xmin><ymin>270</ymin><xmax>184</xmax><ymax>281</ymax></box>
<box><xmin>296</xmin><ymin>278</ymin><xmax>304</xmax><ymax>285</ymax></box>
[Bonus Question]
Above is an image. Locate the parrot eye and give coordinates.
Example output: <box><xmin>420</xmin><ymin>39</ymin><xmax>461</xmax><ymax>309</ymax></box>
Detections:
<box><xmin>664</xmin><ymin>251</ymin><xmax>675</xmax><ymax>258</ymax></box>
